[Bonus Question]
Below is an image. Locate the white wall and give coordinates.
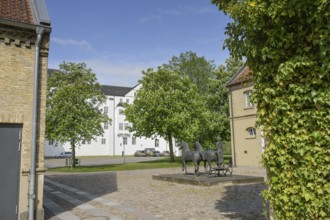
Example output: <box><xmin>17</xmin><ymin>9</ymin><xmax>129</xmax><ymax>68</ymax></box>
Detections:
<box><xmin>45</xmin><ymin>85</ymin><xmax>180</xmax><ymax>157</ymax></box>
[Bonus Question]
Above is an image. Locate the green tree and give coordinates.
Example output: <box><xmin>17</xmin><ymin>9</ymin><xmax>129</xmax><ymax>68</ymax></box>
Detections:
<box><xmin>162</xmin><ymin>51</ymin><xmax>239</xmax><ymax>148</ymax></box>
<box><xmin>212</xmin><ymin>0</ymin><xmax>329</xmax><ymax>219</ymax></box>
<box><xmin>202</xmin><ymin>57</ymin><xmax>244</xmax><ymax>146</ymax></box>
<box><xmin>46</xmin><ymin>62</ymin><xmax>110</xmax><ymax>167</ymax></box>
<box><xmin>124</xmin><ymin>67</ymin><xmax>208</xmax><ymax>161</ymax></box>
<box><xmin>162</xmin><ymin>51</ymin><xmax>216</xmax><ymax>93</ymax></box>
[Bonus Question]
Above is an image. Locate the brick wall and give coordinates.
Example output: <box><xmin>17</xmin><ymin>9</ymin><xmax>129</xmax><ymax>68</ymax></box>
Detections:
<box><xmin>0</xmin><ymin>23</ymin><xmax>49</xmax><ymax>219</ymax></box>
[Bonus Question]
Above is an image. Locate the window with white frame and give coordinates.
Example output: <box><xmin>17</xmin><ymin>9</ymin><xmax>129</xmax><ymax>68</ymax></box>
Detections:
<box><xmin>119</xmin><ymin>109</ymin><xmax>124</xmax><ymax>115</ymax></box>
<box><xmin>126</xmin><ymin>99</ymin><xmax>129</xmax><ymax>103</ymax></box>
<box><xmin>101</xmin><ymin>138</ymin><xmax>106</xmax><ymax>144</ymax></box>
<box><xmin>132</xmin><ymin>135</ymin><xmax>136</xmax><ymax>145</ymax></box>
<box><xmin>244</xmin><ymin>90</ymin><xmax>254</xmax><ymax>108</ymax></box>
<box><xmin>104</xmin><ymin>106</ymin><xmax>108</xmax><ymax>113</ymax></box>
<box><xmin>87</xmin><ymin>140</ymin><xmax>91</xmax><ymax>144</ymax></box>
<box><xmin>124</xmin><ymin>123</ymin><xmax>129</xmax><ymax>130</ymax></box>
<box><xmin>155</xmin><ymin>139</ymin><xmax>159</xmax><ymax>148</ymax></box>
<box><xmin>123</xmin><ymin>137</ymin><xmax>128</xmax><ymax>145</ymax></box>
<box><xmin>82</xmin><ymin>140</ymin><xmax>86</xmax><ymax>144</ymax></box>
<box><xmin>104</xmin><ymin>123</ymin><xmax>108</xmax><ymax>130</ymax></box>
<box><xmin>246</xmin><ymin>127</ymin><xmax>257</xmax><ymax>138</ymax></box>
<box><xmin>49</xmin><ymin>140</ymin><xmax>54</xmax><ymax>145</ymax></box>
<box><xmin>119</xmin><ymin>123</ymin><xmax>123</xmax><ymax>130</ymax></box>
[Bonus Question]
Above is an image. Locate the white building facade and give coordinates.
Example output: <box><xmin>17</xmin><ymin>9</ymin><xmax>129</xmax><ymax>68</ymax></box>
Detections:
<box><xmin>45</xmin><ymin>84</ymin><xmax>179</xmax><ymax>157</ymax></box>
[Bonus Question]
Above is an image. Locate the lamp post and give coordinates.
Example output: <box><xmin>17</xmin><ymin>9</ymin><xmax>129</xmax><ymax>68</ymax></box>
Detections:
<box><xmin>118</xmin><ymin>133</ymin><xmax>130</xmax><ymax>164</ymax></box>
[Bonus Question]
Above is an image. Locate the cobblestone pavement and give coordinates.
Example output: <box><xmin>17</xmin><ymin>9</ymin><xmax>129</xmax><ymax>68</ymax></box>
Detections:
<box><xmin>44</xmin><ymin>166</ymin><xmax>268</xmax><ymax>220</ymax></box>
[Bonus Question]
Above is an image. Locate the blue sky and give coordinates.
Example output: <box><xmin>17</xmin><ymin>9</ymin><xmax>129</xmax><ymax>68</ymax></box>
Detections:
<box><xmin>46</xmin><ymin>0</ymin><xmax>231</xmax><ymax>87</ymax></box>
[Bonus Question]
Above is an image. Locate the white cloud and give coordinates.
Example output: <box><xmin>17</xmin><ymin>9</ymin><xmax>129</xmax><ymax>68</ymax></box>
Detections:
<box><xmin>52</xmin><ymin>38</ymin><xmax>93</xmax><ymax>51</ymax></box>
<box><xmin>88</xmin><ymin>58</ymin><xmax>167</xmax><ymax>87</ymax></box>
<box><xmin>48</xmin><ymin>58</ymin><xmax>161</xmax><ymax>87</ymax></box>
<box><xmin>138</xmin><ymin>5</ymin><xmax>215</xmax><ymax>24</ymax></box>
<box><xmin>180</xmin><ymin>6</ymin><xmax>215</xmax><ymax>14</ymax></box>
<box><xmin>158</xmin><ymin>8</ymin><xmax>181</xmax><ymax>16</ymax></box>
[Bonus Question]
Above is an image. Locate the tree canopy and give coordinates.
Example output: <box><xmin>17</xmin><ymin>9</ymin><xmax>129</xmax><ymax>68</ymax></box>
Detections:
<box><xmin>46</xmin><ymin>62</ymin><xmax>110</xmax><ymax>166</ymax></box>
<box><xmin>162</xmin><ymin>52</ymin><xmax>242</xmax><ymax>147</ymax></box>
<box><xmin>212</xmin><ymin>0</ymin><xmax>329</xmax><ymax>219</ymax></box>
<box><xmin>124</xmin><ymin>67</ymin><xmax>208</xmax><ymax>161</ymax></box>
<box><xmin>203</xmin><ymin>57</ymin><xmax>244</xmax><ymax>145</ymax></box>
<box><xmin>162</xmin><ymin>51</ymin><xmax>216</xmax><ymax>93</ymax></box>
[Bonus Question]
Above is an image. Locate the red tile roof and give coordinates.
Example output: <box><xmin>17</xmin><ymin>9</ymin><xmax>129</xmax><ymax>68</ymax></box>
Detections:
<box><xmin>0</xmin><ymin>0</ymin><xmax>34</xmax><ymax>24</ymax></box>
<box><xmin>226</xmin><ymin>66</ymin><xmax>252</xmax><ymax>87</ymax></box>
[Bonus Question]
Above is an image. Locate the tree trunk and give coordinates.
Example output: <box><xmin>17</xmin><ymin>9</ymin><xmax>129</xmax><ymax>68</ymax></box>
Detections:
<box><xmin>71</xmin><ymin>140</ymin><xmax>76</xmax><ymax>168</ymax></box>
<box><xmin>167</xmin><ymin>134</ymin><xmax>175</xmax><ymax>162</ymax></box>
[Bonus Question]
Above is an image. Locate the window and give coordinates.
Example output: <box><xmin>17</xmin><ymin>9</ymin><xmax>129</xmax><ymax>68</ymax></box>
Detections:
<box><xmin>124</xmin><ymin>123</ymin><xmax>129</xmax><ymax>130</ymax></box>
<box><xmin>49</xmin><ymin>140</ymin><xmax>54</xmax><ymax>145</ymax></box>
<box><xmin>101</xmin><ymin>138</ymin><xmax>106</xmax><ymax>144</ymax></box>
<box><xmin>126</xmin><ymin>99</ymin><xmax>129</xmax><ymax>103</ymax></box>
<box><xmin>119</xmin><ymin>109</ymin><xmax>124</xmax><ymax>115</ymax></box>
<box><xmin>244</xmin><ymin>90</ymin><xmax>254</xmax><ymax>108</ymax></box>
<box><xmin>155</xmin><ymin>139</ymin><xmax>159</xmax><ymax>148</ymax></box>
<box><xmin>87</xmin><ymin>140</ymin><xmax>91</xmax><ymax>144</ymax></box>
<box><xmin>104</xmin><ymin>106</ymin><xmax>108</xmax><ymax>113</ymax></box>
<box><xmin>132</xmin><ymin>136</ymin><xmax>136</xmax><ymax>145</ymax></box>
<box><xmin>247</xmin><ymin>127</ymin><xmax>256</xmax><ymax>138</ymax></box>
<box><xmin>82</xmin><ymin>140</ymin><xmax>86</xmax><ymax>144</ymax></box>
<box><xmin>123</xmin><ymin>137</ymin><xmax>128</xmax><ymax>145</ymax></box>
<box><xmin>120</xmin><ymin>98</ymin><xmax>123</xmax><ymax>103</ymax></box>
<box><xmin>119</xmin><ymin>123</ymin><xmax>123</xmax><ymax>130</ymax></box>
<box><xmin>104</xmin><ymin>123</ymin><xmax>108</xmax><ymax>130</ymax></box>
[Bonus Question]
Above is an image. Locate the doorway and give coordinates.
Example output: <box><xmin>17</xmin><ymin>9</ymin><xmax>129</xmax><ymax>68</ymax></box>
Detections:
<box><xmin>0</xmin><ymin>124</ymin><xmax>22</xmax><ymax>220</ymax></box>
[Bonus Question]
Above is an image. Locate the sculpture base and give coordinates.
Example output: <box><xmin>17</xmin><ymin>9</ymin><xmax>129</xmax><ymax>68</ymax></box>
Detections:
<box><xmin>152</xmin><ymin>173</ymin><xmax>264</xmax><ymax>186</ymax></box>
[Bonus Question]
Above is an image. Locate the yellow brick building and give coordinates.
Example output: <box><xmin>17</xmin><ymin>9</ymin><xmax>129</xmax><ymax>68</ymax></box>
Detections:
<box><xmin>0</xmin><ymin>0</ymin><xmax>51</xmax><ymax>219</ymax></box>
<box><xmin>227</xmin><ymin>66</ymin><xmax>265</xmax><ymax>167</ymax></box>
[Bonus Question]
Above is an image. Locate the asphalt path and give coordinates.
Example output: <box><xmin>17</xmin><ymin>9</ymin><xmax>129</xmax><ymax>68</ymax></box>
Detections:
<box><xmin>45</xmin><ymin>156</ymin><xmax>164</xmax><ymax>168</ymax></box>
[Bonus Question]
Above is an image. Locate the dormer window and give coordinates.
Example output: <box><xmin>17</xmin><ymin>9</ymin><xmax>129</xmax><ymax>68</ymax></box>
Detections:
<box><xmin>244</xmin><ymin>90</ymin><xmax>254</xmax><ymax>108</ymax></box>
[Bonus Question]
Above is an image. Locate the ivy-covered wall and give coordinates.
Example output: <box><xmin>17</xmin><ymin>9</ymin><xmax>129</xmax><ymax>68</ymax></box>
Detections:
<box><xmin>212</xmin><ymin>0</ymin><xmax>330</xmax><ymax>219</ymax></box>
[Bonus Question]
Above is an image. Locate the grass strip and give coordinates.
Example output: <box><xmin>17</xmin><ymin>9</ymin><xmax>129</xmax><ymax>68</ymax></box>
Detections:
<box><xmin>47</xmin><ymin>156</ymin><xmax>232</xmax><ymax>173</ymax></box>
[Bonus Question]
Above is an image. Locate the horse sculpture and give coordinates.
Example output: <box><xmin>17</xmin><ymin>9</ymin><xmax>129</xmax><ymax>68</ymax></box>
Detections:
<box><xmin>195</xmin><ymin>140</ymin><xmax>225</xmax><ymax>174</ymax></box>
<box><xmin>180</xmin><ymin>141</ymin><xmax>204</xmax><ymax>176</ymax></box>
<box><xmin>195</xmin><ymin>141</ymin><xmax>218</xmax><ymax>174</ymax></box>
<box><xmin>215</xmin><ymin>138</ymin><xmax>224</xmax><ymax>166</ymax></box>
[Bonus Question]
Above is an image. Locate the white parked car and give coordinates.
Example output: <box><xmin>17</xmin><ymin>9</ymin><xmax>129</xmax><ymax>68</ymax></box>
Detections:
<box><xmin>55</xmin><ymin>152</ymin><xmax>72</xmax><ymax>159</ymax></box>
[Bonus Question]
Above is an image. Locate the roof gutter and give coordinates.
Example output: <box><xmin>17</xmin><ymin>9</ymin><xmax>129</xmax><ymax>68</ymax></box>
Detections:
<box><xmin>28</xmin><ymin>26</ymin><xmax>44</xmax><ymax>220</ymax></box>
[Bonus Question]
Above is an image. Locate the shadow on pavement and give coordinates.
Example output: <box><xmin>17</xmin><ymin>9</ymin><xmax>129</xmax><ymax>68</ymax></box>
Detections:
<box><xmin>44</xmin><ymin>172</ymin><xmax>118</xmax><ymax>219</ymax></box>
<box><xmin>215</xmin><ymin>183</ymin><xmax>269</xmax><ymax>220</ymax></box>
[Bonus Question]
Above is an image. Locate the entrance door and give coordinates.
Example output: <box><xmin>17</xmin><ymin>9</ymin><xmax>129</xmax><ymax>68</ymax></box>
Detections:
<box><xmin>0</xmin><ymin>124</ymin><xmax>22</xmax><ymax>220</ymax></box>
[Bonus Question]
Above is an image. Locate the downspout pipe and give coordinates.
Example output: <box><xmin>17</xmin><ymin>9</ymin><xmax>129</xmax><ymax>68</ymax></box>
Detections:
<box><xmin>229</xmin><ymin>90</ymin><xmax>236</xmax><ymax>167</ymax></box>
<box><xmin>29</xmin><ymin>26</ymin><xmax>44</xmax><ymax>220</ymax></box>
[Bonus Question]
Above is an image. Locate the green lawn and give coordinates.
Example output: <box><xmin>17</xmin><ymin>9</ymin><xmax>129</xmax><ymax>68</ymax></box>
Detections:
<box><xmin>47</xmin><ymin>155</ymin><xmax>232</xmax><ymax>173</ymax></box>
<box><xmin>48</xmin><ymin>158</ymin><xmax>181</xmax><ymax>173</ymax></box>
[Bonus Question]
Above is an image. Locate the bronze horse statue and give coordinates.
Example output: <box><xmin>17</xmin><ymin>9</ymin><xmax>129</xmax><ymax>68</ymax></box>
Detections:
<box><xmin>195</xmin><ymin>140</ymin><xmax>224</xmax><ymax>174</ymax></box>
<box><xmin>180</xmin><ymin>142</ymin><xmax>204</xmax><ymax>176</ymax></box>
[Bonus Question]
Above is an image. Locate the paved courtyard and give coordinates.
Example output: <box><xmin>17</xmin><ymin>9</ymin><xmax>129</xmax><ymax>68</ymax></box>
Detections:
<box><xmin>44</xmin><ymin>166</ymin><xmax>268</xmax><ymax>220</ymax></box>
